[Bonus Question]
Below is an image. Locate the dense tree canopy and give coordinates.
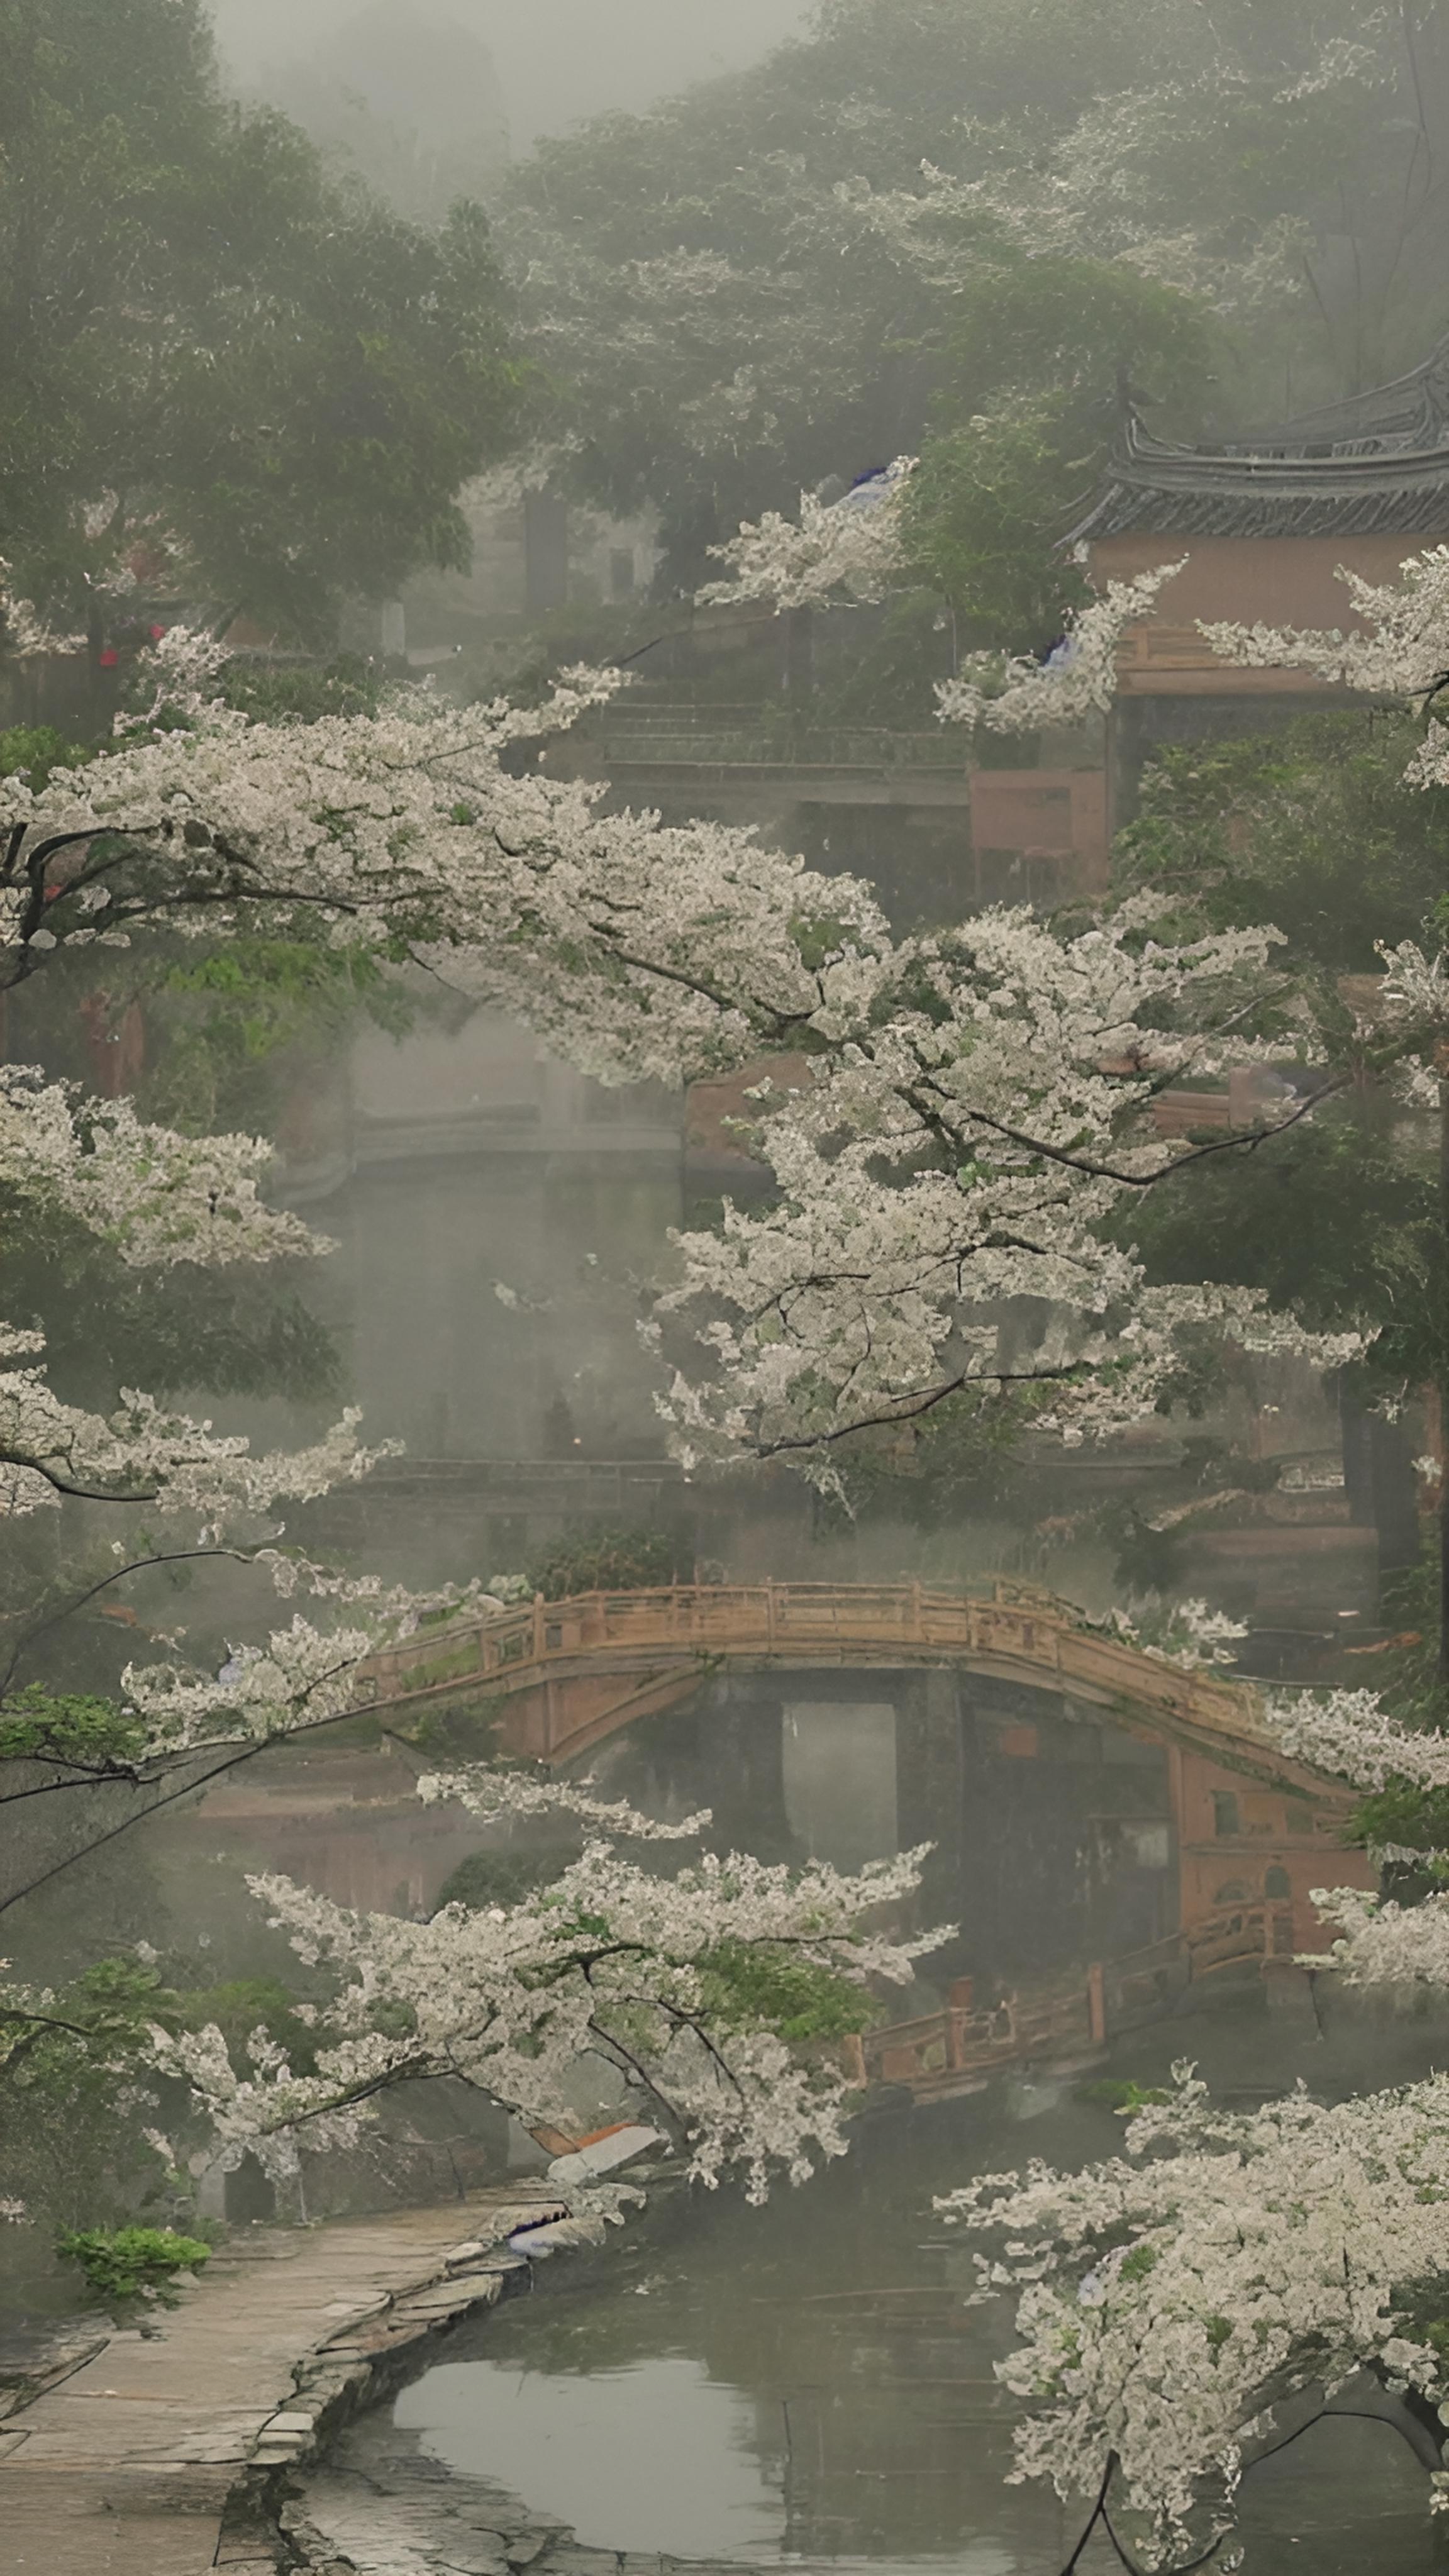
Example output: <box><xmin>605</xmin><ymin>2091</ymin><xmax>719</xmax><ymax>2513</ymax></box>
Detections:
<box><xmin>0</xmin><ymin>0</ymin><xmax>521</xmax><ymax>642</ymax></box>
<box><xmin>1103</xmin><ymin>713</ymin><xmax>1449</xmax><ymax>1410</ymax></box>
<box><xmin>501</xmin><ymin>0</ymin><xmax>1449</xmax><ymax>611</ymax></box>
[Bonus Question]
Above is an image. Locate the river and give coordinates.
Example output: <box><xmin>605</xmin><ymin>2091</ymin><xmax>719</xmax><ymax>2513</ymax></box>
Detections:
<box><xmin>299</xmin><ymin>2002</ymin><xmax>1443</xmax><ymax>2576</ymax></box>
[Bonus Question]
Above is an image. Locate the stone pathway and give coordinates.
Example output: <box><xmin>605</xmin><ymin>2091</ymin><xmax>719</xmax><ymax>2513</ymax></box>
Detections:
<box><xmin>0</xmin><ymin>2184</ymin><xmax>604</xmax><ymax>2575</ymax></box>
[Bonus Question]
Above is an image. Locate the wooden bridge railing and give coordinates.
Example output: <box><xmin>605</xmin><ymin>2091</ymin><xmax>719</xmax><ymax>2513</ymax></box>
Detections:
<box><xmin>356</xmin><ymin>1579</ymin><xmax>1268</xmax><ymax>1753</ymax></box>
<box><xmin>861</xmin><ymin>1900</ymin><xmax>1296</xmax><ymax>2101</ymax></box>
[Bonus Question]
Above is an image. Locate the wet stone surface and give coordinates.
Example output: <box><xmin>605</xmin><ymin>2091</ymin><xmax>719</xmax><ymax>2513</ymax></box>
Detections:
<box><xmin>291</xmin><ymin>2416</ymin><xmax>707</xmax><ymax>2576</ymax></box>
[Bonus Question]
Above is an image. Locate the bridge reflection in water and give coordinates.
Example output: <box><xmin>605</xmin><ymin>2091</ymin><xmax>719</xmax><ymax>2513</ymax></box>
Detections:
<box><xmin>355</xmin><ymin>1580</ymin><xmax>1374</xmax><ymax>2101</ymax></box>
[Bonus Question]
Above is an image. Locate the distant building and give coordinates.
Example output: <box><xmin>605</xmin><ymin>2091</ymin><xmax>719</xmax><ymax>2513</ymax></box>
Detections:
<box><xmin>1070</xmin><ymin>339</ymin><xmax>1449</xmax><ymax>819</ymax></box>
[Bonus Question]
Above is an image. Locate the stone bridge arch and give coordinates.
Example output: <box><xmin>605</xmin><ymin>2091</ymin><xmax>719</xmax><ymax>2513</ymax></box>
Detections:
<box><xmin>360</xmin><ymin>1580</ymin><xmax>1374</xmax><ymax>1968</ymax></box>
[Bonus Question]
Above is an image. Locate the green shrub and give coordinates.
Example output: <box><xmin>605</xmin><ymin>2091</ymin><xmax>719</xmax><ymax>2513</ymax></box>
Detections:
<box><xmin>695</xmin><ymin>1938</ymin><xmax>879</xmax><ymax>2041</ymax></box>
<box><xmin>0</xmin><ymin>724</ymin><xmax>89</xmax><ymax>787</ymax></box>
<box><xmin>57</xmin><ymin>2224</ymin><xmax>211</xmax><ymax>2314</ymax></box>
<box><xmin>527</xmin><ymin>1523</ymin><xmax>689</xmax><ymax>1601</ymax></box>
<box><xmin>174</xmin><ymin>1977</ymin><xmax>319</xmax><ymax>2076</ymax></box>
<box><xmin>434</xmin><ymin>1846</ymin><xmax>577</xmax><ymax>1913</ymax></box>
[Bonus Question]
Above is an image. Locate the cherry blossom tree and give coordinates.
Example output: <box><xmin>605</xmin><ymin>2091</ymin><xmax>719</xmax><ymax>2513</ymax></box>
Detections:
<box><xmin>1</xmin><ymin>628</ymin><xmax>1368</xmax><ymax>1493</ymax></box>
<box><xmin>935</xmin><ymin>560</ymin><xmax>1187</xmax><ymax>735</ymax></box>
<box><xmin>918</xmin><ymin>547</ymin><xmax>1449</xmax><ymax>2569</ymax></box>
<box><xmin>941</xmin><ymin>1660</ymin><xmax>1449</xmax><ymax>2570</ymax></box>
<box><xmin>150</xmin><ymin>1843</ymin><xmax>942</xmax><ymax>2206</ymax></box>
<box><xmin>696</xmin><ymin>460</ymin><xmax>917</xmax><ymax>613</ymax></box>
<box><xmin>943</xmin><ymin>2058</ymin><xmax>1449</xmax><ymax>2567</ymax></box>
<box><xmin>0</xmin><ymin>612</ymin><xmax>1423</xmax><ymax>2235</ymax></box>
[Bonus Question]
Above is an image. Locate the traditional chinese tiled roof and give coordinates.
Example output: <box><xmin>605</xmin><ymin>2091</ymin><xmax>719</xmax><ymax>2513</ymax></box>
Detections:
<box><xmin>1070</xmin><ymin>338</ymin><xmax>1449</xmax><ymax>541</ymax></box>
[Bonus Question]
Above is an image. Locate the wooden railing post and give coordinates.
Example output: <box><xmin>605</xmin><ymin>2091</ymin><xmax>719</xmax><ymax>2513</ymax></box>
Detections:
<box><xmin>532</xmin><ymin>1592</ymin><xmax>545</xmax><ymax>1662</ymax></box>
<box><xmin>1087</xmin><ymin>1961</ymin><xmax>1106</xmax><ymax>2046</ymax></box>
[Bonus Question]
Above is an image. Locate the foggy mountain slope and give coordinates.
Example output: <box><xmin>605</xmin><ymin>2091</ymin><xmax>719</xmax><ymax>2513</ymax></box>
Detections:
<box><xmin>209</xmin><ymin>0</ymin><xmax>811</xmax><ymax>150</ymax></box>
<box><xmin>257</xmin><ymin>1</ymin><xmax>513</xmax><ymax>221</ymax></box>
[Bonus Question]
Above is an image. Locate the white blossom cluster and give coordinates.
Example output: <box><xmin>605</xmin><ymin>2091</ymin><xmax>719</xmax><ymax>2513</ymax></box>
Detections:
<box><xmin>0</xmin><ymin>680</ymin><xmax>891</xmax><ymax>1087</ymax></box>
<box><xmin>952</xmin><ymin>1668</ymin><xmax>1449</xmax><ymax>2547</ymax></box>
<box><xmin>936</xmin><ymin>562</ymin><xmax>1186</xmax><ymax>733</ymax></box>
<box><xmin>0</xmin><ymin>1337</ymin><xmax>380</xmax><ymax>1519</ymax></box>
<box><xmin>1266</xmin><ymin>1686</ymin><xmax>1449</xmax><ymax>1797</ymax></box>
<box><xmin>103</xmin><ymin>1562</ymin><xmax>507</xmax><ymax>1759</ymax></box>
<box><xmin>696</xmin><ymin>459</ymin><xmax>916</xmax><ymax>613</ymax></box>
<box><xmin>940</xmin><ymin>2062</ymin><xmax>1449</xmax><ymax>2548</ymax></box>
<box><xmin>125</xmin><ymin>623</ymin><xmax>236</xmax><ymax>729</ymax></box>
<box><xmin>414</xmin><ymin>1763</ymin><xmax>711</xmax><ymax>1842</ymax></box>
<box><xmin>1256</xmin><ymin>1684</ymin><xmax>1449</xmax><ymax>1990</ymax></box>
<box><xmin>153</xmin><ymin>1843</ymin><xmax>944</xmax><ymax>2199</ymax></box>
<box><xmin>0</xmin><ymin>558</ymin><xmax>84</xmax><ymax>660</ymax></box>
<box><xmin>1200</xmin><ymin>548</ymin><xmax>1449</xmax><ymax>702</ymax></box>
<box><xmin>121</xmin><ymin>1613</ymin><xmax>386</xmax><ymax>1753</ymax></box>
<box><xmin>655</xmin><ymin>903</ymin><xmax>1359</xmax><ymax>1472</ymax></box>
<box><xmin>0</xmin><ymin>1066</ymin><xmax>322</xmax><ymax>1269</ymax></box>
<box><xmin>1104</xmin><ymin>1596</ymin><xmax>1250</xmax><ymax>1671</ymax></box>
<box><xmin>1307</xmin><ymin>1887</ymin><xmax>1449</xmax><ymax>1990</ymax></box>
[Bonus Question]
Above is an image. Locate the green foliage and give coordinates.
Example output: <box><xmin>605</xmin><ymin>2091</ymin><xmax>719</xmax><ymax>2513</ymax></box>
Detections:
<box><xmin>435</xmin><ymin>1846</ymin><xmax>579</xmax><ymax>1913</ymax></box>
<box><xmin>526</xmin><ymin>1524</ymin><xmax>691</xmax><ymax>1602</ymax></box>
<box><xmin>1099</xmin><ymin>717</ymin><xmax>1449</xmax><ymax>1440</ymax></box>
<box><xmin>0</xmin><ymin>725</ymin><xmax>89</xmax><ymax>789</ymax></box>
<box><xmin>1</xmin><ymin>1959</ymin><xmax>183</xmax><ymax>2229</ymax></box>
<box><xmin>1116</xmin><ymin>1106</ymin><xmax>1441</xmax><ymax>1397</ymax></box>
<box><xmin>1</xmin><ymin>906</ymin><xmax>421</xmax><ymax>1164</ymax></box>
<box><xmin>899</xmin><ymin>400</ymin><xmax>1091</xmax><ymax>653</ymax></box>
<box><xmin>142</xmin><ymin>930</ymin><xmax>415</xmax><ymax>1140</ymax></box>
<box><xmin>219</xmin><ymin>654</ymin><xmax>385</xmax><ymax>726</ymax></box>
<box><xmin>173</xmin><ymin>1976</ymin><xmax>319</xmax><ymax>2077</ymax></box>
<box><xmin>694</xmin><ymin>1938</ymin><xmax>877</xmax><ymax>2041</ymax></box>
<box><xmin>0</xmin><ymin>0</ymin><xmax>521</xmax><ymax>640</ymax></box>
<box><xmin>0</xmin><ymin>1195</ymin><xmax>341</xmax><ymax>1409</ymax></box>
<box><xmin>1099</xmin><ymin>1108</ymin><xmax>1440</xmax><ymax>1616</ymax></box>
<box><xmin>1118</xmin><ymin>2242</ymin><xmax>1160</xmax><ymax>2282</ymax></box>
<box><xmin>1080</xmin><ymin>2077</ymin><xmax>1173</xmax><ymax>2110</ymax></box>
<box><xmin>56</xmin><ymin>2224</ymin><xmax>210</xmax><ymax>2314</ymax></box>
<box><xmin>1335</xmin><ymin>1555</ymin><xmax>1449</xmax><ymax>1789</ymax></box>
<box><xmin>896</xmin><ymin>258</ymin><xmax>1212</xmax><ymax>651</ymax></box>
<box><xmin>816</xmin><ymin>1384</ymin><xmax>1045</xmax><ymax>1530</ymax></box>
<box><xmin>1</xmin><ymin>1951</ymin><xmax>323</xmax><ymax>2247</ymax></box>
<box><xmin>1096</xmin><ymin>1505</ymin><xmax>1191</xmax><ymax>1601</ymax></box>
<box><xmin>0</xmin><ymin>1686</ymin><xmax>145</xmax><ymax>1769</ymax></box>
<box><xmin>1115</xmin><ymin>712</ymin><xmax>1449</xmax><ymax>975</ymax></box>
<box><xmin>936</xmin><ymin>252</ymin><xmax>1212</xmax><ymax>431</ymax></box>
<box><xmin>1351</xmin><ymin>1779</ymin><xmax>1449</xmax><ymax>1865</ymax></box>
<box><xmin>1</xmin><ymin>1959</ymin><xmax>181</xmax><ymax>2073</ymax></box>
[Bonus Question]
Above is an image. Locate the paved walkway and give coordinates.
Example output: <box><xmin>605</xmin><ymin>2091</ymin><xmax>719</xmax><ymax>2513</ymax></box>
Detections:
<box><xmin>0</xmin><ymin>2182</ymin><xmax>594</xmax><ymax>2575</ymax></box>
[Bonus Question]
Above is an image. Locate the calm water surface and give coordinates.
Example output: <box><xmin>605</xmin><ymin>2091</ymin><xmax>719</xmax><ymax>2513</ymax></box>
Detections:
<box><xmin>370</xmin><ymin>2078</ymin><xmax>1438</xmax><ymax>2576</ymax></box>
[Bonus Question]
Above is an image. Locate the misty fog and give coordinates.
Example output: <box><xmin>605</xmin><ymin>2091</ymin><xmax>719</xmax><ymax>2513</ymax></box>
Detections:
<box><xmin>210</xmin><ymin>0</ymin><xmax>811</xmax><ymax>147</ymax></box>
<box><xmin>5</xmin><ymin>6</ymin><xmax>1449</xmax><ymax>2574</ymax></box>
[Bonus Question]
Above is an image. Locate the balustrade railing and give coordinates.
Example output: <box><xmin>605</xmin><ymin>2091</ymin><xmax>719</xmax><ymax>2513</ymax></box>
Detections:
<box><xmin>860</xmin><ymin>1901</ymin><xmax>1296</xmax><ymax>2099</ymax></box>
<box><xmin>585</xmin><ymin>721</ymin><xmax>971</xmax><ymax>773</ymax></box>
<box><xmin>355</xmin><ymin>1579</ymin><xmax>1264</xmax><ymax>1747</ymax></box>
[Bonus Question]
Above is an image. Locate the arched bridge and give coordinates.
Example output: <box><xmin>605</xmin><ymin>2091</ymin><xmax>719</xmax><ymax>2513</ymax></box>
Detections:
<box><xmin>357</xmin><ymin>1579</ymin><xmax>1372</xmax><ymax>2102</ymax></box>
<box><xmin>362</xmin><ymin>1578</ymin><xmax>1283</xmax><ymax>1770</ymax></box>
